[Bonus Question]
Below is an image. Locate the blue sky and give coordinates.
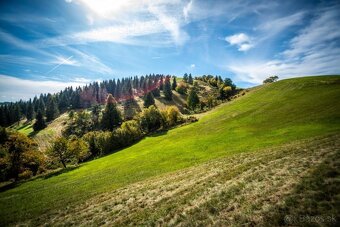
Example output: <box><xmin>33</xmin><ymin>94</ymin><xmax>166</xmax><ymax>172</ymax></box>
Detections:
<box><xmin>0</xmin><ymin>0</ymin><xmax>339</xmax><ymax>101</ymax></box>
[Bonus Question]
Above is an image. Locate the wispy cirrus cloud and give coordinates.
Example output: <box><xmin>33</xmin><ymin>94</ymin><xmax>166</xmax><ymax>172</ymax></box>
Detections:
<box><xmin>56</xmin><ymin>0</ymin><xmax>191</xmax><ymax>46</ymax></box>
<box><xmin>228</xmin><ymin>5</ymin><xmax>340</xmax><ymax>84</ymax></box>
<box><xmin>0</xmin><ymin>28</ymin><xmax>114</xmax><ymax>75</ymax></box>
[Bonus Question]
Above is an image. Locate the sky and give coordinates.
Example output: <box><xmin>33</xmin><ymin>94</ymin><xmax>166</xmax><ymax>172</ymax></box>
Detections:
<box><xmin>0</xmin><ymin>0</ymin><xmax>339</xmax><ymax>102</ymax></box>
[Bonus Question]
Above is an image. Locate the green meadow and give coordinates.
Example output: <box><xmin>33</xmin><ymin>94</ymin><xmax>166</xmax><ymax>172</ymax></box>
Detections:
<box><xmin>1</xmin><ymin>75</ymin><xmax>340</xmax><ymax>225</ymax></box>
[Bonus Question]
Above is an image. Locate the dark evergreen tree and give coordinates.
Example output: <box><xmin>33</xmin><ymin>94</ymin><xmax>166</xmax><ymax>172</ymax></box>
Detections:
<box><xmin>144</xmin><ymin>92</ymin><xmax>155</xmax><ymax>108</ymax></box>
<box><xmin>188</xmin><ymin>73</ymin><xmax>193</xmax><ymax>85</ymax></box>
<box><xmin>38</xmin><ymin>99</ymin><xmax>46</xmax><ymax>116</ymax></box>
<box><xmin>46</xmin><ymin>94</ymin><xmax>59</xmax><ymax>122</ymax></box>
<box><xmin>163</xmin><ymin>76</ymin><xmax>173</xmax><ymax>101</ymax></box>
<box><xmin>187</xmin><ymin>88</ymin><xmax>200</xmax><ymax>110</ymax></box>
<box><xmin>26</xmin><ymin>100</ymin><xmax>34</xmax><ymax>120</ymax></box>
<box><xmin>172</xmin><ymin>76</ymin><xmax>177</xmax><ymax>90</ymax></box>
<box><xmin>101</xmin><ymin>94</ymin><xmax>122</xmax><ymax>131</ymax></box>
<box><xmin>33</xmin><ymin>111</ymin><xmax>46</xmax><ymax>131</ymax></box>
<box><xmin>183</xmin><ymin>73</ymin><xmax>188</xmax><ymax>83</ymax></box>
<box><xmin>13</xmin><ymin>104</ymin><xmax>21</xmax><ymax>123</ymax></box>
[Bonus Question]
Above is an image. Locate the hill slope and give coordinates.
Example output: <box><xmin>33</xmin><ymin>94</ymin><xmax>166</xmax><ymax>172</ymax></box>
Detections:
<box><xmin>1</xmin><ymin>76</ymin><xmax>340</xmax><ymax>225</ymax></box>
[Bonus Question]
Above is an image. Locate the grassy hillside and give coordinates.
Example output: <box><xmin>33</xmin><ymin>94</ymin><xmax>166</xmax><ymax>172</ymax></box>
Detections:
<box><xmin>1</xmin><ymin>76</ymin><xmax>339</xmax><ymax>225</ymax></box>
<box><xmin>10</xmin><ymin>113</ymin><xmax>68</xmax><ymax>152</ymax></box>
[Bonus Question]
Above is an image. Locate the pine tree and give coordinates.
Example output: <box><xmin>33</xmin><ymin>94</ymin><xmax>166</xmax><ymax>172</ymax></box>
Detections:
<box><xmin>38</xmin><ymin>99</ymin><xmax>46</xmax><ymax>116</ymax></box>
<box><xmin>33</xmin><ymin>110</ymin><xmax>46</xmax><ymax>131</ymax></box>
<box><xmin>26</xmin><ymin>100</ymin><xmax>34</xmax><ymax>120</ymax></box>
<box><xmin>172</xmin><ymin>76</ymin><xmax>177</xmax><ymax>90</ymax></box>
<box><xmin>152</xmin><ymin>88</ymin><xmax>160</xmax><ymax>97</ymax></box>
<box><xmin>13</xmin><ymin>104</ymin><xmax>21</xmax><ymax>123</ymax></box>
<box><xmin>188</xmin><ymin>73</ymin><xmax>193</xmax><ymax>85</ymax></box>
<box><xmin>187</xmin><ymin>88</ymin><xmax>200</xmax><ymax>110</ymax></box>
<box><xmin>101</xmin><ymin>94</ymin><xmax>122</xmax><ymax>131</ymax></box>
<box><xmin>183</xmin><ymin>73</ymin><xmax>188</xmax><ymax>83</ymax></box>
<box><xmin>163</xmin><ymin>76</ymin><xmax>173</xmax><ymax>101</ymax></box>
<box><xmin>46</xmin><ymin>95</ymin><xmax>59</xmax><ymax>122</ymax></box>
<box><xmin>144</xmin><ymin>92</ymin><xmax>155</xmax><ymax>108</ymax></box>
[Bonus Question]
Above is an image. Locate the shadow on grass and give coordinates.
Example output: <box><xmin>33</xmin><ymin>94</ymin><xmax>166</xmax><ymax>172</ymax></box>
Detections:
<box><xmin>28</xmin><ymin>130</ymin><xmax>38</xmax><ymax>137</ymax></box>
<box><xmin>0</xmin><ymin>166</ymin><xmax>80</xmax><ymax>192</ymax></box>
<box><xmin>148</xmin><ymin>130</ymin><xmax>168</xmax><ymax>137</ymax></box>
<box><xmin>261</xmin><ymin>150</ymin><xmax>340</xmax><ymax>226</ymax></box>
<box><xmin>16</xmin><ymin>123</ymin><xmax>30</xmax><ymax>130</ymax></box>
<box><xmin>41</xmin><ymin>165</ymin><xmax>80</xmax><ymax>179</ymax></box>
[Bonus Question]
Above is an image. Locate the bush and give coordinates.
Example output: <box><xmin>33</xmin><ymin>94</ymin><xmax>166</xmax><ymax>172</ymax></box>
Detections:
<box><xmin>139</xmin><ymin>106</ymin><xmax>165</xmax><ymax>133</ymax></box>
<box><xmin>82</xmin><ymin>131</ymin><xmax>107</xmax><ymax>157</ymax></box>
<box><xmin>63</xmin><ymin>111</ymin><xmax>93</xmax><ymax>137</ymax></box>
<box><xmin>176</xmin><ymin>82</ymin><xmax>188</xmax><ymax>95</ymax></box>
<box><xmin>67</xmin><ymin>137</ymin><xmax>91</xmax><ymax>163</ymax></box>
<box><xmin>18</xmin><ymin>169</ymin><xmax>33</xmax><ymax>180</ymax></box>
<box><xmin>187</xmin><ymin>89</ymin><xmax>200</xmax><ymax>110</ymax></box>
<box><xmin>162</xmin><ymin>106</ymin><xmax>181</xmax><ymax>127</ymax></box>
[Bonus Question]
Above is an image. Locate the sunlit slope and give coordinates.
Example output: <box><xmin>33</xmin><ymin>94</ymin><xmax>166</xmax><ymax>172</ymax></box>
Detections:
<box><xmin>1</xmin><ymin>75</ymin><xmax>340</xmax><ymax>225</ymax></box>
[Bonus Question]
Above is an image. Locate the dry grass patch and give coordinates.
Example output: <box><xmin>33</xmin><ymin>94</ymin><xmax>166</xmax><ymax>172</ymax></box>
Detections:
<box><xmin>21</xmin><ymin>134</ymin><xmax>340</xmax><ymax>226</ymax></box>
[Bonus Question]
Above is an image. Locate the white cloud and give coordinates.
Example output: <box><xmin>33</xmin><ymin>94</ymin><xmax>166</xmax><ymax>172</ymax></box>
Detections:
<box><xmin>46</xmin><ymin>56</ymin><xmax>79</xmax><ymax>74</ymax></box>
<box><xmin>225</xmin><ymin>33</ymin><xmax>253</xmax><ymax>51</ymax></box>
<box><xmin>72</xmin><ymin>20</ymin><xmax>165</xmax><ymax>44</ymax></box>
<box><xmin>74</xmin><ymin>77</ymin><xmax>91</xmax><ymax>83</ymax></box>
<box><xmin>183</xmin><ymin>0</ymin><xmax>193</xmax><ymax>22</ymax></box>
<box><xmin>190</xmin><ymin>64</ymin><xmax>195</xmax><ymax>68</ymax></box>
<box><xmin>0</xmin><ymin>74</ymin><xmax>87</xmax><ymax>101</ymax></box>
<box><xmin>228</xmin><ymin>5</ymin><xmax>340</xmax><ymax>84</ymax></box>
<box><xmin>53</xmin><ymin>56</ymin><xmax>78</xmax><ymax>66</ymax></box>
<box><xmin>45</xmin><ymin>0</ymin><xmax>190</xmax><ymax>46</ymax></box>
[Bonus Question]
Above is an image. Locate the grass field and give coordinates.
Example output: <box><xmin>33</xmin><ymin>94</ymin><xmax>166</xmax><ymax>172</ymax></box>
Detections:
<box><xmin>0</xmin><ymin>75</ymin><xmax>339</xmax><ymax>225</ymax></box>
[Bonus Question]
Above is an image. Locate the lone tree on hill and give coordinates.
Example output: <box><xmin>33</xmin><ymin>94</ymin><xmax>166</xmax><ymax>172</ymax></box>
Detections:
<box><xmin>187</xmin><ymin>88</ymin><xmax>200</xmax><ymax>110</ymax></box>
<box><xmin>101</xmin><ymin>94</ymin><xmax>122</xmax><ymax>131</ymax></box>
<box><xmin>188</xmin><ymin>73</ymin><xmax>193</xmax><ymax>85</ymax></box>
<box><xmin>172</xmin><ymin>76</ymin><xmax>177</xmax><ymax>90</ymax></box>
<box><xmin>263</xmin><ymin>76</ymin><xmax>279</xmax><ymax>84</ymax></box>
<box><xmin>144</xmin><ymin>92</ymin><xmax>155</xmax><ymax>108</ymax></box>
<box><xmin>33</xmin><ymin>111</ymin><xmax>46</xmax><ymax>131</ymax></box>
<box><xmin>183</xmin><ymin>73</ymin><xmax>188</xmax><ymax>83</ymax></box>
<box><xmin>163</xmin><ymin>76</ymin><xmax>173</xmax><ymax>101</ymax></box>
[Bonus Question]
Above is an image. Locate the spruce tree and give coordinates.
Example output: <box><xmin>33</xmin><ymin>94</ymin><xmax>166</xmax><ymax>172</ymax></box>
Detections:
<box><xmin>163</xmin><ymin>76</ymin><xmax>173</xmax><ymax>101</ymax></box>
<box><xmin>26</xmin><ymin>101</ymin><xmax>34</xmax><ymax>120</ymax></box>
<box><xmin>172</xmin><ymin>76</ymin><xmax>177</xmax><ymax>90</ymax></box>
<box><xmin>188</xmin><ymin>73</ymin><xmax>193</xmax><ymax>85</ymax></box>
<box><xmin>152</xmin><ymin>87</ymin><xmax>160</xmax><ymax>97</ymax></box>
<box><xmin>183</xmin><ymin>73</ymin><xmax>188</xmax><ymax>83</ymax></box>
<box><xmin>46</xmin><ymin>95</ymin><xmax>59</xmax><ymax>122</ymax></box>
<box><xmin>187</xmin><ymin>88</ymin><xmax>200</xmax><ymax>110</ymax></box>
<box><xmin>101</xmin><ymin>94</ymin><xmax>122</xmax><ymax>131</ymax></box>
<box><xmin>144</xmin><ymin>92</ymin><xmax>155</xmax><ymax>108</ymax></box>
<box><xmin>33</xmin><ymin>111</ymin><xmax>46</xmax><ymax>131</ymax></box>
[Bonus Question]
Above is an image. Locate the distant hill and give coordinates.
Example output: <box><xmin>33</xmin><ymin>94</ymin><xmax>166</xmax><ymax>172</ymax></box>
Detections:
<box><xmin>1</xmin><ymin>75</ymin><xmax>339</xmax><ymax>225</ymax></box>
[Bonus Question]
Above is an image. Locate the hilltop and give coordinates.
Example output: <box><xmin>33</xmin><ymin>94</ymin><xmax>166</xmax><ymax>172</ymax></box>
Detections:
<box><xmin>0</xmin><ymin>75</ymin><xmax>339</xmax><ymax>225</ymax></box>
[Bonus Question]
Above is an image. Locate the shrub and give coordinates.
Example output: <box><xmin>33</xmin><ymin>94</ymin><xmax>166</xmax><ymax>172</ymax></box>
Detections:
<box><xmin>139</xmin><ymin>105</ymin><xmax>165</xmax><ymax>133</ymax></box>
<box><xmin>163</xmin><ymin>106</ymin><xmax>181</xmax><ymax>127</ymax></box>
<box><xmin>82</xmin><ymin>131</ymin><xmax>106</xmax><ymax>157</ymax></box>
<box><xmin>18</xmin><ymin>169</ymin><xmax>33</xmax><ymax>180</ymax></box>
<box><xmin>68</xmin><ymin>137</ymin><xmax>91</xmax><ymax>163</ymax></box>
<box><xmin>63</xmin><ymin>111</ymin><xmax>93</xmax><ymax>137</ymax></box>
<box><xmin>176</xmin><ymin>82</ymin><xmax>188</xmax><ymax>95</ymax></box>
<box><xmin>187</xmin><ymin>89</ymin><xmax>200</xmax><ymax>110</ymax></box>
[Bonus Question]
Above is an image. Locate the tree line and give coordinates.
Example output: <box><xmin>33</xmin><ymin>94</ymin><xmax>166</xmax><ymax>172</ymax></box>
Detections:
<box><xmin>0</xmin><ymin>74</ymin><xmax>172</xmax><ymax>127</ymax></box>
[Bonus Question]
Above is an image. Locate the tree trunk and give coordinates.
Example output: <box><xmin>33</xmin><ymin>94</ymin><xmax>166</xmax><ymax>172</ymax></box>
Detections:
<box><xmin>61</xmin><ymin>160</ymin><xmax>67</xmax><ymax>168</ymax></box>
